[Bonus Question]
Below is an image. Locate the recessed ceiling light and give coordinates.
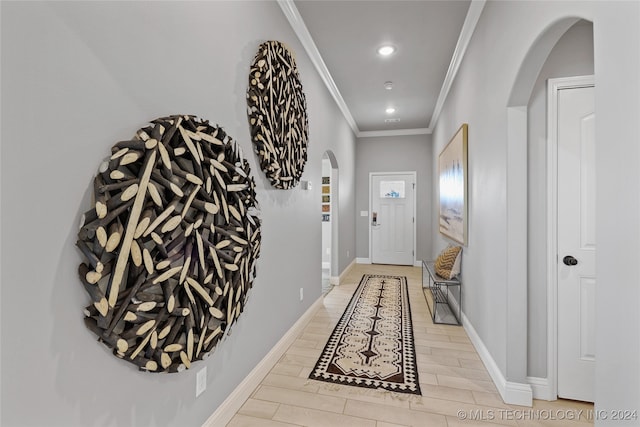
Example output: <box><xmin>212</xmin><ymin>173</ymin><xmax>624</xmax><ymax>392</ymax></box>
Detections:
<box><xmin>384</xmin><ymin>118</ymin><xmax>401</xmax><ymax>123</ymax></box>
<box><xmin>385</xmin><ymin>107</ymin><xmax>396</xmax><ymax>114</ymax></box>
<box><xmin>377</xmin><ymin>45</ymin><xmax>395</xmax><ymax>56</ymax></box>
<box><xmin>384</xmin><ymin>81</ymin><xmax>393</xmax><ymax>90</ymax></box>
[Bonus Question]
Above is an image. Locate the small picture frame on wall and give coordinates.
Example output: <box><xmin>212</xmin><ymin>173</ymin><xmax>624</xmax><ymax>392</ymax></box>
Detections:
<box><xmin>439</xmin><ymin>124</ymin><xmax>468</xmax><ymax>245</ymax></box>
<box><xmin>322</xmin><ymin>176</ymin><xmax>330</xmax><ymax>185</ymax></box>
<box><xmin>322</xmin><ymin>204</ymin><xmax>330</xmax><ymax>213</ymax></box>
<box><xmin>322</xmin><ymin>185</ymin><xmax>330</xmax><ymax>194</ymax></box>
<box><xmin>322</xmin><ymin>195</ymin><xmax>330</xmax><ymax>203</ymax></box>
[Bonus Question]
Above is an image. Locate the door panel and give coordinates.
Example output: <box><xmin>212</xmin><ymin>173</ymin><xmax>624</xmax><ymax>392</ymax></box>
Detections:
<box><xmin>371</xmin><ymin>173</ymin><xmax>414</xmax><ymax>265</ymax></box>
<box><xmin>579</xmin><ymin>278</ymin><xmax>596</xmax><ymax>361</ymax></box>
<box><xmin>557</xmin><ymin>84</ymin><xmax>595</xmax><ymax>402</ymax></box>
<box><xmin>393</xmin><ymin>204</ymin><xmax>408</xmax><ymax>249</ymax></box>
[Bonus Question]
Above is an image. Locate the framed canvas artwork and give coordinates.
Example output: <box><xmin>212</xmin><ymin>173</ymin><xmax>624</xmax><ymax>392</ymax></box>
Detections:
<box><xmin>439</xmin><ymin>124</ymin><xmax>468</xmax><ymax>245</ymax></box>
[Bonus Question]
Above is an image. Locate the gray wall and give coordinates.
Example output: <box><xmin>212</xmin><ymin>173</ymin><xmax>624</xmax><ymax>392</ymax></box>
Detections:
<box><xmin>355</xmin><ymin>134</ymin><xmax>433</xmax><ymax>263</ymax></box>
<box><xmin>430</xmin><ymin>1</ymin><xmax>639</xmax><ymax>417</ymax></box>
<box><xmin>0</xmin><ymin>2</ymin><xmax>356</xmax><ymax>426</ymax></box>
<box><xmin>527</xmin><ymin>21</ymin><xmax>594</xmax><ymax>378</ymax></box>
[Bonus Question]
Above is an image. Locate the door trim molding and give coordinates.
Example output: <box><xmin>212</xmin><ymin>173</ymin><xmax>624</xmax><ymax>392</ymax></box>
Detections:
<box><xmin>368</xmin><ymin>171</ymin><xmax>417</xmax><ymax>265</ymax></box>
<box><xmin>546</xmin><ymin>75</ymin><xmax>594</xmax><ymax>401</ymax></box>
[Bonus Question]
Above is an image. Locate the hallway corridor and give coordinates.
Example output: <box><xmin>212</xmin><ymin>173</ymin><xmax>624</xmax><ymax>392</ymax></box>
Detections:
<box><xmin>227</xmin><ymin>264</ymin><xmax>593</xmax><ymax>426</ymax></box>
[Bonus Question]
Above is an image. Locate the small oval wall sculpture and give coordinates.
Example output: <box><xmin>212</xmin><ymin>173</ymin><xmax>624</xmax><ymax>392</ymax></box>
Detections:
<box><xmin>77</xmin><ymin>115</ymin><xmax>261</xmax><ymax>372</ymax></box>
<box><xmin>247</xmin><ymin>40</ymin><xmax>309</xmax><ymax>189</ymax></box>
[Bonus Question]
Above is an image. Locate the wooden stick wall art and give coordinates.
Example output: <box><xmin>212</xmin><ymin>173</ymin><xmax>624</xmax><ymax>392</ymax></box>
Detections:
<box><xmin>247</xmin><ymin>41</ymin><xmax>309</xmax><ymax>189</ymax></box>
<box><xmin>77</xmin><ymin>115</ymin><xmax>261</xmax><ymax>372</ymax></box>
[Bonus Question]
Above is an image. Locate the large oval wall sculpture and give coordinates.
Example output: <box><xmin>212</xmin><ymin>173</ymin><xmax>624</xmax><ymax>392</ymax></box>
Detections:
<box><xmin>77</xmin><ymin>115</ymin><xmax>261</xmax><ymax>372</ymax></box>
<box><xmin>247</xmin><ymin>40</ymin><xmax>309</xmax><ymax>189</ymax></box>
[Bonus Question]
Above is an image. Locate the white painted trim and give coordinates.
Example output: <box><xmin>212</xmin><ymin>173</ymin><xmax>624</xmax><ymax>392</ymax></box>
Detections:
<box><xmin>332</xmin><ymin>258</ymin><xmax>356</xmax><ymax>286</ymax></box>
<box><xmin>277</xmin><ymin>0</ymin><xmax>359</xmax><ymax>136</ymax></box>
<box><xmin>414</xmin><ymin>260</ymin><xmax>422</xmax><ymax>268</ymax></box>
<box><xmin>358</xmin><ymin>128</ymin><xmax>431</xmax><ymax>138</ymax></box>
<box><xmin>546</xmin><ymin>75</ymin><xmax>595</xmax><ymax>403</ymax></box>
<box><xmin>428</xmin><ymin>0</ymin><xmax>486</xmax><ymax>130</ymax></box>
<box><xmin>368</xmin><ymin>172</ymin><xmax>417</xmax><ymax>266</ymax></box>
<box><xmin>462</xmin><ymin>312</ymin><xmax>533</xmax><ymax>407</ymax></box>
<box><xmin>356</xmin><ymin>257</ymin><xmax>371</xmax><ymax>265</ymax></box>
<box><xmin>321</xmin><ymin>262</ymin><xmax>330</xmax><ymax>270</ymax></box>
<box><xmin>280</xmin><ymin>0</ymin><xmax>485</xmax><ymax>137</ymax></box>
<box><xmin>447</xmin><ymin>287</ymin><xmax>462</xmax><ymax>324</ymax></box>
<box><xmin>505</xmin><ymin>382</ymin><xmax>535</xmax><ymax>407</ymax></box>
<box><xmin>202</xmin><ymin>297</ymin><xmax>324</xmax><ymax>427</ymax></box>
<box><xmin>546</xmin><ymin>78</ymin><xmax>560</xmax><ymax>404</ymax></box>
<box><xmin>527</xmin><ymin>376</ymin><xmax>554</xmax><ymax>401</ymax></box>
<box><xmin>330</xmin><ymin>165</ymin><xmax>340</xmax><ymax>281</ymax></box>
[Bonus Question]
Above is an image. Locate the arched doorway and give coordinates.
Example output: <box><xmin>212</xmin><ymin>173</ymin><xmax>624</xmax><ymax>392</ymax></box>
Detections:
<box><xmin>506</xmin><ymin>16</ymin><xmax>594</xmax><ymax>404</ymax></box>
<box><xmin>321</xmin><ymin>151</ymin><xmax>339</xmax><ymax>294</ymax></box>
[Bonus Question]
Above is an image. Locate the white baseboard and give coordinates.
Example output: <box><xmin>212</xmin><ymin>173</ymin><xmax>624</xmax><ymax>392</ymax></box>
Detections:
<box><xmin>527</xmin><ymin>376</ymin><xmax>554</xmax><ymax>401</ymax></box>
<box><xmin>462</xmin><ymin>312</ymin><xmax>533</xmax><ymax>407</ymax></box>
<box><xmin>505</xmin><ymin>381</ymin><xmax>534</xmax><ymax>407</ymax></box>
<box><xmin>447</xmin><ymin>290</ymin><xmax>462</xmax><ymax>324</ymax></box>
<box><xmin>202</xmin><ymin>297</ymin><xmax>324</xmax><ymax>427</ymax></box>
<box><xmin>357</xmin><ymin>258</ymin><xmax>421</xmax><ymax>267</ymax></box>
<box><xmin>332</xmin><ymin>258</ymin><xmax>356</xmax><ymax>285</ymax></box>
<box><xmin>321</xmin><ymin>262</ymin><xmax>330</xmax><ymax>269</ymax></box>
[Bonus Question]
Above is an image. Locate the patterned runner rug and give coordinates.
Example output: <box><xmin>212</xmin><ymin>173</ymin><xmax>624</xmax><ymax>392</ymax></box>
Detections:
<box><xmin>309</xmin><ymin>274</ymin><xmax>421</xmax><ymax>395</ymax></box>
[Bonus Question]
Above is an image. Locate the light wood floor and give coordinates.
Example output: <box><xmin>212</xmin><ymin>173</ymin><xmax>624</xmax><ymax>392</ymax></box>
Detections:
<box><xmin>227</xmin><ymin>264</ymin><xmax>594</xmax><ymax>426</ymax></box>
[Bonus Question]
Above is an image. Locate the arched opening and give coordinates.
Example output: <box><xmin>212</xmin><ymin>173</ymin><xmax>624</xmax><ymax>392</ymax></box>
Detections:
<box><xmin>506</xmin><ymin>16</ymin><xmax>594</xmax><ymax>405</ymax></box>
<box><xmin>321</xmin><ymin>150</ymin><xmax>339</xmax><ymax>294</ymax></box>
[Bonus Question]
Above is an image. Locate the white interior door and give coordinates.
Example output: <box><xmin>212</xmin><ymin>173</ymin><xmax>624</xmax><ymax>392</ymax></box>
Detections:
<box><xmin>370</xmin><ymin>173</ymin><xmax>415</xmax><ymax>265</ymax></box>
<box><xmin>557</xmin><ymin>83</ymin><xmax>595</xmax><ymax>402</ymax></box>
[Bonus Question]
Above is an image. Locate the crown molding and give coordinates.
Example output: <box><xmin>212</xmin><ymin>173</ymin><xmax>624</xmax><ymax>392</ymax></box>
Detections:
<box><xmin>357</xmin><ymin>128</ymin><xmax>432</xmax><ymax>139</ymax></box>
<box><xmin>277</xmin><ymin>0</ymin><xmax>360</xmax><ymax>136</ymax></box>
<box><xmin>279</xmin><ymin>0</ymin><xmax>485</xmax><ymax>138</ymax></box>
<box><xmin>428</xmin><ymin>0</ymin><xmax>486</xmax><ymax>130</ymax></box>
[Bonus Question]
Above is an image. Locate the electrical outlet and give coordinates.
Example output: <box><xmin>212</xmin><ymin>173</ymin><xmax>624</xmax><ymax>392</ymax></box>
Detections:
<box><xmin>299</xmin><ymin>287</ymin><xmax>304</xmax><ymax>301</ymax></box>
<box><xmin>196</xmin><ymin>366</ymin><xmax>207</xmax><ymax>397</ymax></box>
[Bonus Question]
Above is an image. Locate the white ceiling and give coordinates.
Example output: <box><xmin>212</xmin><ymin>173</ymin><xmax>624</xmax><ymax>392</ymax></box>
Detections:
<box><xmin>283</xmin><ymin>0</ymin><xmax>476</xmax><ymax>136</ymax></box>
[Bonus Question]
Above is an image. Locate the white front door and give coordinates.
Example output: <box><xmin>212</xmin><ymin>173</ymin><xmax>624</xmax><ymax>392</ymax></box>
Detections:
<box><xmin>556</xmin><ymin>82</ymin><xmax>595</xmax><ymax>402</ymax></box>
<box><xmin>370</xmin><ymin>173</ymin><xmax>415</xmax><ymax>265</ymax></box>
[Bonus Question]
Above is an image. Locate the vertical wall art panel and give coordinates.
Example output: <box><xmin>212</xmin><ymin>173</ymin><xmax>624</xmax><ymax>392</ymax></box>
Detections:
<box><xmin>247</xmin><ymin>41</ymin><xmax>309</xmax><ymax>189</ymax></box>
<box><xmin>76</xmin><ymin>115</ymin><xmax>261</xmax><ymax>372</ymax></box>
<box><xmin>439</xmin><ymin>124</ymin><xmax>468</xmax><ymax>245</ymax></box>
